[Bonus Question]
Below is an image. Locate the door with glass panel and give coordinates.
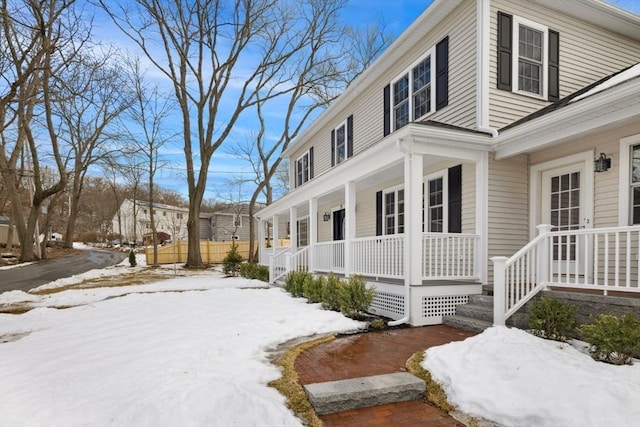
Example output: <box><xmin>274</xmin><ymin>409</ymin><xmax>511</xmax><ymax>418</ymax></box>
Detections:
<box><xmin>541</xmin><ymin>164</ymin><xmax>590</xmax><ymax>276</ymax></box>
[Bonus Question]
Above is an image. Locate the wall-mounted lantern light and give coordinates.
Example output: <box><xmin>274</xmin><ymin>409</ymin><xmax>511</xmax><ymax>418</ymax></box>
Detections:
<box><xmin>323</xmin><ymin>212</ymin><xmax>331</xmax><ymax>222</ymax></box>
<box><xmin>594</xmin><ymin>152</ymin><xmax>611</xmax><ymax>173</ymax></box>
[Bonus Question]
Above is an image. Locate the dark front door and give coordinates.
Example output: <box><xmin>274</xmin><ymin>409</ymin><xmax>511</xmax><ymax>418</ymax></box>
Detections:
<box><xmin>333</xmin><ymin>209</ymin><xmax>345</xmax><ymax>241</ymax></box>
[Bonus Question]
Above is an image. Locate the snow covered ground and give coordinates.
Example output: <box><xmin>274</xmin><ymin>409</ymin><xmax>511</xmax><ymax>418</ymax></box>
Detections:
<box><xmin>0</xmin><ymin>268</ymin><xmax>364</xmax><ymax>426</ymax></box>
<box><xmin>2</xmin><ymin>250</ymin><xmax>639</xmax><ymax>427</ymax></box>
<box><xmin>422</xmin><ymin>326</ymin><xmax>640</xmax><ymax>427</ymax></box>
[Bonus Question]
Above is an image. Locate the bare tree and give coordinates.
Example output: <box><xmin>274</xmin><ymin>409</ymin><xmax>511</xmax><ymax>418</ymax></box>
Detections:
<box><xmin>125</xmin><ymin>57</ymin><xmax>174</xmax><ymax>266</ymax></box>
<box><xmin>0</xmin><ymin>0</ymin><xmax>88</xmax><ymax>261</ymax></box>
<box><xmin>56</xmin><ymin>50</ymin><xmax>133</xmax><ymax>248</ymax></box>
<box><xmin>100</xmin><ymin>0</ymin><xmax>362</xmax><ymax>268</ymax></box>
<box><xmin>234</xmin><ymin>23</ymin><xmax>390</xmax><ymax>262</ymax></box>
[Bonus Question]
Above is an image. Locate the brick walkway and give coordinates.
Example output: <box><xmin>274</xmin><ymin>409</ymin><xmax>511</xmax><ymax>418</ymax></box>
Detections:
<box><xmin>295</xmin><ymin>325</ymin><xmax>475</xmax><ymax>426</ymax></box>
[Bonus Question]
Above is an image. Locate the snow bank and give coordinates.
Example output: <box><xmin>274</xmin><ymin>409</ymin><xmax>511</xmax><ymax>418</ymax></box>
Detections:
<box><xmin>422</xmin><ymin>326</ymin><xmax>640</xmax><ymax>427</ymax></box>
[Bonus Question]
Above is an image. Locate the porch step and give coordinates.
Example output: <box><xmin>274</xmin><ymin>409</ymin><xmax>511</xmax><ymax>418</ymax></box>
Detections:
<box><xmin>468</xmin><ymin>294</ymin><xmax>494</xmax><ymax>308</ymax></box>
<box><xmin>455</xmin><ymin>302</ymin><xmax>493</xmax><ymax>322</ymax></box>
<box><xmin>443</xmin><ymin>314</ymin><xmax>492</xmax><ymax>333</ymax></box>
<box><xmin>303</xmin><ymin>372</ymin><xmax>426</xmax><ymax>415</ymax></box>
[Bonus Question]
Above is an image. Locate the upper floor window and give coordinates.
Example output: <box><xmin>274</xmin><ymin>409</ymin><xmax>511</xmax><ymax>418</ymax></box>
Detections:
<box><xmin>383</xmin><ymin>37</ymin><xmax>448</xmax><ymax>136</ymax></box>
<box><xmin>233</xmin><ymin>214</ymin><xmax>242</xmax><ymax>228</ymax></box>
<box><xmin>392</xmin><ymin>52</ymin><xmax>433</xmax><ymax>131</ymax></box>
<box><xmin>497</xmin><ymin>12</ymin><xmax>559</xmax><ymax>101</ymax></box>
<box><xmin>331</xmin><ymin>115</ymin><xmax>353</xmax><ymax>167</ymax></box>
<box><xmin>631</xmin><ymin>145</ymin><xmax>640</xmax><ymax>224</ymax></box>
<box><xmin>295</xmin><ymin>147</ymin><xmax>314</xmax><ymax>188</ymax></box>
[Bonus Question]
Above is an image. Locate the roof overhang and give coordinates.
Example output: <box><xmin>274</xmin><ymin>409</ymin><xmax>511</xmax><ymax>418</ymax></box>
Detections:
<box><xmin>258</xmin><ymin>124</ymin><xmax>491</xmax><ymax>219</ymax></box>
<box><xmin>493</xmin><ymin>77</ymin><xmax>640</xmax><ymax>160</ymax></box>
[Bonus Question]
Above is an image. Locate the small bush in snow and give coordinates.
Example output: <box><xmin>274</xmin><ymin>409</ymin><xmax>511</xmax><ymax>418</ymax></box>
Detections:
<box><xmin>339</xmin><ymin>275</ymin><xmax>375</xmax><ymax>319</ymax></box>
<box><xmin>321</xmin><ymin>272</ymin><xmax>343</xmax><ymax>312</ymax></box>
<box><xmin>222</xmin><ymin>242</ymin><xmax>243</xmax><ymax>277</ymax></box>
<box><xmin>128</xmin><ymin>250</ymin><xmax>137</xmax><ymax>267</ymax></box>
<box><xmin>239</xmin><ymin>262</ymin><xmax>269</xmax><ymax>282</ymax></box>
<box><xmin>303</xmin><ymin>275</ymin><xmax>324</xmax><ymax>304</ymax></box>
<box><xmin>528</xmin><ymin>296</ymin><xmax>577</xmax><ymax>341</ymax></box>
<box><xmin>284</xmin><ymin>271</ymin><xmax>308</xmax><ymax>297</ymax></box>
<box><xmin>580</xmin><ymin>313</ymin><xmax>640</xmax><ymax>365</ymax></box>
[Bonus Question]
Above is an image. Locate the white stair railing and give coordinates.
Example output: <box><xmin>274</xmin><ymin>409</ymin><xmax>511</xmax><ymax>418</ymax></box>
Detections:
<box><xmin>493</xmin><ymin>225</ymin><xmax>640</xmax><ymax>326</ymax></box>
<box><xmin>290</xmin><ymin>246</ymin><xmax>310</xmax><ymax>272</ymax></box>
<box><xmin>269</xmin><ymin>247</ymin><xmax>290</xmax><ymax>284</ymax></box>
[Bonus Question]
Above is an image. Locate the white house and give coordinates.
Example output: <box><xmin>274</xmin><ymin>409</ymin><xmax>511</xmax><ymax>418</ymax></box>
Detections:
<box><xmin>112</xmin><ymin>199</ymin><xmax>189</xmax><ymax>244</ymax></box>
<box><xmin>256</xmin><ymin>0</ymin><xmax>640</xmax><ymax>327</ymax></box>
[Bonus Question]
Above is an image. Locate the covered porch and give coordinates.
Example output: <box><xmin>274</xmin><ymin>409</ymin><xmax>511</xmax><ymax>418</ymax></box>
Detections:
<box><xmin>256</xmin><ymin>123</ymin><xmax>492</xmax><ymax>326</ymax></box>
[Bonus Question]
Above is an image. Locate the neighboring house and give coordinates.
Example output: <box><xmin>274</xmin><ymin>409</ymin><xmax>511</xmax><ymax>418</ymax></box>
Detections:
<box><xmin>112</xmin><ymin>199</ymin><xmax>189</xmax><ymax>244</ymax></box>
<box><xmin>201</xmin><ymin>209</ymin><xmax>252</xmax><ymax>242</ymax></box>
<box><xmin>256</xmin><ymin>0</ymin><xmax>640</xmax><ymax>327</ymax></box>
<box><xmin>0</xmin><ymin>216</ymin><xmax>19</xmax><ymax>247</ymax></box>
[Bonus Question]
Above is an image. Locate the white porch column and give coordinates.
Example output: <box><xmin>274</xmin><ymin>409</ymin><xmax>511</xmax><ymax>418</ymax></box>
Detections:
<box><xmin>272</xmin><ymin>215</ymin><xmax>280</xmax><ymax>249</ymax></box>
<box><xmin>290</xmin><ymin>206</ymin><xmax>298</xmax><ymax>253</ymax></box>
<box><xmin>405</xmin><ymin>151</ymin><xmax>423</xmax><ymax>285</ymax></box>
<box><xmin>476</xmin><ymin>150</ymin><xmax>489</xmax><ymax>284</ymax></box>
<box><xmin>309</xmin><ymin>198</ymin><xmax>318</xmax><ymax>273</ymax></box>
<box><xmin>344</xmin><ymin>181</ymin><xmax>356</xmax><ymax>277</ymax></box>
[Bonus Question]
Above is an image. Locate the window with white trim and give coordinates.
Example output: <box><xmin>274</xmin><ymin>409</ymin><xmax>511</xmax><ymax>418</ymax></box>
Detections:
<box><xmin>334</xmin><ymin>121</ymin><xmax>346</xmax><ymax>165</ymax></box>
<box><xmin>297</xmin><ymin>217</ymin><xmax>309</xmax><ymax>247</ymax></box>
<box><xmin>427</xmin><ymin>176</ymin><xmax>445</xmax><ymax>232</ymax></box>
<box><xmin>631</xmin><ymin>144</ymin><xmax>640</xmax><ymax>224</ymax></box>
<box><xmin>513</xmin><ymin>16</ymin><xmax>548</xmax><ymax>98</ymax></box>
<box><xmin>392</xmin><ymin>49</ymin><xmax>434</xmax><ymax>131</ymax></box>
<box><xmin>295</xmin><ymin>150</ymin><xmax>310</xmax><ymax>187</ymax></box>
<box><xmin>384</xmin><ymin>187</ymin><xmax>404</xmax><ymax>235</ymax></box>
<box><xmin>233</xmin><ymin>214</ymin><xmax>242</xmax><ymax>228</ymax></box>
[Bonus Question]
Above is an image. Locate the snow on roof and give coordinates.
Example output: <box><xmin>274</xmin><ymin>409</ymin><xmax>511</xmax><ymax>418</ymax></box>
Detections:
<box><xmin>571</xmin><ymin>62</ymin><xmax>640</xmax><ymax>103</ymax></box>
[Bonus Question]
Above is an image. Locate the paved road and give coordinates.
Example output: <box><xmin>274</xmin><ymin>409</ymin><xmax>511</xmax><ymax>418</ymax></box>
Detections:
<box><xmin>0</xmin><ymin>250</ymin><xmax>127</xmax><ymax>293</ymax></box>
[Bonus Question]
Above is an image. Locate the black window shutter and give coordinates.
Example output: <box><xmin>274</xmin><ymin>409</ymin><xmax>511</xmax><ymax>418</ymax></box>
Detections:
<box><xmin>294</xmin><ymin>161</ymin><xmax>299</xmax><ymax>188</ymax></box>
<box><xmin>376</xmin><ymin>191</ymin><xmax>383</xmax><ymax>236</ymax></box>
<box><xmin>383</xmin><ymin>85</ymin><xmax>390</xmax><ymax>137</ymax></box>
<box><xmin>436</xmin><ymin>36</ymin><xmax>449</xmax><ymax>110</ymax></box>
<box><xmin>448</xmin><ymin>165</ymin><xmax>462</xmax><ymax>233</ymax></box>
<box><xmin>548</xmin><ymin>30</ymin><xmax>560</xmax><ymax>102</ymax></box>
<box><xmin>497</xmin><ymin>12</ymin><xmax>512</xmax><ymax>91</ymax></box>
<box><xmin>309</xmin><ymin>147</ymin><xmax>314</xmax><ymax>179</ymax></box>
<box><xmin>347</xmin><ymin>115</ymin><xmax>353</xmax><ymax>158</ymax></box>
<box><xmin>330</xmin><ymin>129</ymin><xmax>335</xmax><ymax>167</ymax></box>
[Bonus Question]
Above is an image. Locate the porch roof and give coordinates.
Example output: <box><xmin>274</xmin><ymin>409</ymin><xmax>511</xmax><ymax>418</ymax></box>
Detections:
<box><xmin>257</xmin><ymin>122</ymin><xmax>491</xmax><ymax>219</ymax></box>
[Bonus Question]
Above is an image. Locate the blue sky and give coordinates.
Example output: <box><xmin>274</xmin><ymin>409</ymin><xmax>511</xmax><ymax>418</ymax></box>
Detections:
<box><xmin>89</xmin><ymin>0</ymin><xmax>639</xmax><ymax>203</ymax></box>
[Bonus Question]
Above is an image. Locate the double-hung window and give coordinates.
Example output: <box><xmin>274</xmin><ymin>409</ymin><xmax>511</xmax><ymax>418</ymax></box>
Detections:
<box><xmin>334</xmin><ymin>121</ymin><xmax>346</xmax><ymax>165</ymax></box>
<box><xmin>632</xmin><ymin>145</ymin><xmax>640</xmax><ymax>224</ymax></box>
<box><xmin>516</xmin><ymin>21</ymin><xmax>545</xmax><ymax>96</ymax></box>
<box><xmin>297</xmin><ymin>218</ymin><xmax>309</xmax><ymax>247</ymax></box>
<box><xmin>392</xmin><ymin>51</ymin><xmax>434</xmax><ymax>131</ymax></box>
<box><xmin>295</xmin><ymin>148</ymin><xmax>314</xmax><ymax>188</ymax></box>
<box><xmin>384</xmin><ymin>187</ymin><xmax>404</xmax><ymax>235</ymax></box>
<box><xmin>426</xmin><ymin>176</ymin><xmax>445</xmax><ymax>233</ymax></box>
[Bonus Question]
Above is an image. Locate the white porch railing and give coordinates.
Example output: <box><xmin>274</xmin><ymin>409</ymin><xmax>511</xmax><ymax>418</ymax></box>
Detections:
<box><xmin>422</xmin><ymin>233</ymin><xmax>480</xmax><ymax>280</ymax></box>
<box><xmin>290</xmin><ymin>246</ymin><xmax>310</xmax><ymax>272</ymax></box>
<box><xmin>493</xmin><ymin>225</ymin><xmax>640</xmax><ymax>326</ymax></box>
<box><xmin>314</xmin><ymin>241</ymin><xmax>345</xmax><ymax>274</ymax></box>
<box><xmin>269</xmin><ymin>247</ymin><xmax>290</xmax><ymax>284</ymax></box>
<box><xmin>351</xmin><ymin>235</ymin><xmax>404</xmax><ymax>279</ymax></box>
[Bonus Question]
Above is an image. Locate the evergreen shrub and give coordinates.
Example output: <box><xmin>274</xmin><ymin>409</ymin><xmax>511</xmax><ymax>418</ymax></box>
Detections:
<box><xmin>239</xmin><ymin>262</ymin><xmax>269</xmax><ymax>282</ymax></box>
<box><xmin>321</xmin><ymin>272</ymin><xmax>343</xmax><ymax>312</ymax></box>
<box><xmin>128</xmin><ymin>250</ymin><xmax>137</xmax><ymax>267</ymax></box>
<box><xmin>222</xmin><ymin>242</ymin><xmax>243</xmax><ymax>276</ymax></box>
<box><xmin>284</xmin><ymin>271</ymin><xmax>308</xmax><ymax>297</ymax></box>
<box><xmin>303</xmin><ymin>275</ymin><xmax>325</xmax><ymax>304</ymax></box>
<box><xmin>580</xmin><ymin>313</ymin><xmax>640</xmax><ymax>365</ymax></box>
<box><xmin>528</xmin><ymin>296</ymin><xmax>577</xmax><ymax>341</ymax></box>
<box><xmin>339</xmin><ymin>275</ymin><xmax>375</xmax><ymax>319</ymax></box>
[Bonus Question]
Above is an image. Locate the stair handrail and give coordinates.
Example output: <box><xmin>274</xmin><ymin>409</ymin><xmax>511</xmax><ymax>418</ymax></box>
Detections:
<box><xmin>269</xmin><ymin>246</ymin><xmax>291</xmax><ymax>284</ymax></box>
<box><xmin>492</xmin><ymin>224</ymin><xmax>553</xmax><ymax>326</ymax></box>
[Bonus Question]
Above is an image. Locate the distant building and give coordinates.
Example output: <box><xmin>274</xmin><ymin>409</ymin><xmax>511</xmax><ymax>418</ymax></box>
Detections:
<box><xmin>112</xmin><ymin>199</ymin><xmax>189</xmax><ymax>244</ymax></box>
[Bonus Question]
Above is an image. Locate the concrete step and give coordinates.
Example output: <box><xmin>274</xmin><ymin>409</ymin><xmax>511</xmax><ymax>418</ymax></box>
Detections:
<box><xmin>455</xmin><ymin>303</ymin><xmax>493</xmax><ymax>322</ymax></box>
<box><xmin>442</xmin><ymin>314</ymin><xmax>492</xmax><ymax>333</ymax></box>
<box><xmin>468</xmin><ymin>294</ymin><xmax>494</xmax><ymax>307</ymax></box>
<box><xmin>303</xmin><ymin>372</ymin><xmax>426</xmax><ymax>415</ymax></box>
